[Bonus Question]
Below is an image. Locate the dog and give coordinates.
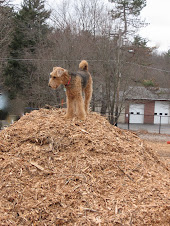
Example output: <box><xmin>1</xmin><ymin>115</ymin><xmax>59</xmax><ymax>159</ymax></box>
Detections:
<box><xmin>48</xmin><ymin>60</ymin><xmax>93</xmax><ymax>120</ymax></box>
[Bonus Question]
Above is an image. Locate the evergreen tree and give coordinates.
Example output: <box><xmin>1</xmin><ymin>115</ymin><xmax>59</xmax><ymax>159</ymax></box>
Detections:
<box><xmin>133</xmin><ymin>35</ymin><xmax>148</xmax><ymax>48</ymax></box>
<box><xmin>3</xmin><ymin>0</ymin><xmax>51</xmax><ymax>99</ymax></box>
<box><xmin>110</xmin><ymin>0</ymin><xmax>146</xmax><ymax>35</ymax></box>
<box><xmin>0</xmin><ymin>1</ymin><xmax>13</xmax><ymax>80</ymax></box>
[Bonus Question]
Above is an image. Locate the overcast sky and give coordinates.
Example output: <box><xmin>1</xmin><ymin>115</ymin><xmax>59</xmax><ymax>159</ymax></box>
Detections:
<box><xmin>139</xmin><ymin>0</ymin><xmax>170</xmax><ymax>53</ymax></box>
<box><xmin>11</xmin><ymin>0</ymin><xmax>170</xmax><ymax>53</ymax></box>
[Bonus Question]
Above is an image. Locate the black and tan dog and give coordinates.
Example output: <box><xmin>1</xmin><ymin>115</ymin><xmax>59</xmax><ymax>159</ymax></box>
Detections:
<box><xmin>48</xmin><ymin>60</ymin><xmax>93</xmax><ymax>120</ymax></box>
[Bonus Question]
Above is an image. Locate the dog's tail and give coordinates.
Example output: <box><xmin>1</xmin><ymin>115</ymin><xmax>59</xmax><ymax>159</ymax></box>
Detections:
<box><xmin>79</xmin><ymin>60</ymin><xmax>88</xmax><ymax>71</ymax></box>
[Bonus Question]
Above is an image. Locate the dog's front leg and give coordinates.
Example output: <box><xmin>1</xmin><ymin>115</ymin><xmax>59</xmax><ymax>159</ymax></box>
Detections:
<box><xmin>65</xmin><ymin>96</ymin><xmax>75</xmax><ymax>119</ymax></box>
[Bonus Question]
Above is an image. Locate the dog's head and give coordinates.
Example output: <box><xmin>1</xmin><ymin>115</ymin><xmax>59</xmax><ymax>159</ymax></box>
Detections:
<box><xmin>48</xmin><ymin>67</ymin><xmax>67</xmax><ymax>89</ymax></box>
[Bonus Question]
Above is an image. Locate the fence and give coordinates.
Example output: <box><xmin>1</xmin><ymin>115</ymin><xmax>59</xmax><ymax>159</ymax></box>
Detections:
<box><xmin>117</xmin><ymin>122</ymin><xmax>170</xmax><ymax>135</ymax></box>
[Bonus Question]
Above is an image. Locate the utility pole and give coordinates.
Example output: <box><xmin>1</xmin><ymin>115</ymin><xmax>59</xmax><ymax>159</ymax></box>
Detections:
<box><xmin>114</xmin><ymin>29</ymin><xmax>122</xmax><ymax>126</ymax></box>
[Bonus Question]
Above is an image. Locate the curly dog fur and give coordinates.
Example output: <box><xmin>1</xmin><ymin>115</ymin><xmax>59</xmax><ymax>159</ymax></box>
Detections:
<box><xmin>48</xmin><ymin>60</ymin><xmax>93</xmax><ymax>120</ymax></box>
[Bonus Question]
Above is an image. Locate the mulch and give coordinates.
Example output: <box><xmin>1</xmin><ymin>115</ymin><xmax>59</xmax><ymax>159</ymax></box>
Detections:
<box><xmin>0</xmin><ymin>108</ymin><xmax>169</xmax><ymax>225</ymax></box>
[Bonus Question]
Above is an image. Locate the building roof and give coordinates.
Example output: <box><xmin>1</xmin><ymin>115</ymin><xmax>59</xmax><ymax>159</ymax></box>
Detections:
<box><xmin>125</xmin><ymin>86</ymin><xmax>170</xmax><ymax>101</ymax></box>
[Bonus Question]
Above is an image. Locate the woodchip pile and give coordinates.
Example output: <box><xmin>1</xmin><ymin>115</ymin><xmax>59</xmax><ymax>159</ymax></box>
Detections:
<box><xmin>0</xmin><ymin>108</ymin><xmax>169</xmax><ymax>225</ymax></box>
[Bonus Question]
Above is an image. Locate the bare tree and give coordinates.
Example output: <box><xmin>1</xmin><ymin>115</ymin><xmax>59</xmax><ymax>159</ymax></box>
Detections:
<box><xmin>100</xmin><ymin>0</ymin><xmax>147</xmax><ymax>124</ymax></box>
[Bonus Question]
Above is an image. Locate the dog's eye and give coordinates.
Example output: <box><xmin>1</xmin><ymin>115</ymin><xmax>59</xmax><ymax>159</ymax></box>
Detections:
<box><xmin>53</xmin><ymin>76</ymin><xmax>56</xmax><ymax>79</ymax></box>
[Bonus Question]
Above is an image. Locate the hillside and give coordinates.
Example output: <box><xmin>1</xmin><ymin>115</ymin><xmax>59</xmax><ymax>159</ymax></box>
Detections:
<box><xmin>0</xmin><ymin>109</ymin><xmax>169</xmax><ymax>225</ymax></box>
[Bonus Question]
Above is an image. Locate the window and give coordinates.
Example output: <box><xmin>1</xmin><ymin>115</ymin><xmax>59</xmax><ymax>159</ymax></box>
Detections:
<box><xmin>137</xmin><ymin>112</ymin><xmax>140</xmax><ymax>115</ymax></box>
<box><xmin>165</xmin><ymin>113</ymin><xmax>168</xmax><ymax>116</ymax></box>
<box><xmin>159</xmin><ymin>113</ymin><xmax>162</xmax><ymax>115</ymax></box>
<box><xmin>154</xmin><ymin>113</ymin><xmax>157</xmax><ymax>115</ymax></box>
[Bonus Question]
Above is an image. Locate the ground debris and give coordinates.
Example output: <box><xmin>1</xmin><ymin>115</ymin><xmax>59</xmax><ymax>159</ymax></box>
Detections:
<box><xmin>0</xmin><ymin>108</ymin><xmax>169</xmax><ymax>225</ymax></box>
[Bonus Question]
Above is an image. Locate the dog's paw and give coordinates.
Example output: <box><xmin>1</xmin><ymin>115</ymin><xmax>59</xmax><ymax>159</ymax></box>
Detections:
<box><xmin>64</xmin><ymin>114</ymin><xmax>73</xmax><ymax>119</ymax></box>
<box><xmin>77</xmin><ymin>115</ymin><xmax>86</xmax><ymax>120</ymax></box>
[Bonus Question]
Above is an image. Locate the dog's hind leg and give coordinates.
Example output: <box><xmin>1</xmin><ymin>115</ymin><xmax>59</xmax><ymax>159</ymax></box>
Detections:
<box><xmin>84</xmin><ymin>78</ymin><xmax>93</xmax><ymax>114</ymax></box>
<box><xmin>76</xmin><ymin>95</ymin><xmax>86</xmax><ymax>120</ymax></box>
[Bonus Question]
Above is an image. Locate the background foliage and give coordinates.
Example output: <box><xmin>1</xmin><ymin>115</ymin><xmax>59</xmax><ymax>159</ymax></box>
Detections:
<box><xmin>0</xmin><ymin>0</ymin><xmax>170</xmax><ymax>123</ymax></box>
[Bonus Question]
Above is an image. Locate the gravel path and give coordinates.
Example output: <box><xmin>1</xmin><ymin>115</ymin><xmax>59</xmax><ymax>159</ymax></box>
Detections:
<box><xmin>138</xmin><ymin>132</ymin><xmax>170</xmax><ymax>142</ymax></box>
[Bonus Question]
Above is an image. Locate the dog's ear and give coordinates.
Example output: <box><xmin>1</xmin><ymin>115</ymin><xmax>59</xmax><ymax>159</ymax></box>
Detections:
<box><xmin>57</xmin><ymin>68</ymin><xmax>66</xmax><ymax>77</ymax></box>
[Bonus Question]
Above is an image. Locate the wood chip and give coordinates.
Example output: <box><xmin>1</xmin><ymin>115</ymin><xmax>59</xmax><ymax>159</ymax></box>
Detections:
<box><xmin>0</xmin><ymin>108</ymin><xmax>169</xmax><ymax>225</ymax></box>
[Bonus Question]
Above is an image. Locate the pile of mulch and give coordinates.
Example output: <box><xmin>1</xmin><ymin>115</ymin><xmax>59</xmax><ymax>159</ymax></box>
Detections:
<box><xmin>0</xmin><ymin>108</ymin><xmax>169</xmax><ymax>225</ymax></box>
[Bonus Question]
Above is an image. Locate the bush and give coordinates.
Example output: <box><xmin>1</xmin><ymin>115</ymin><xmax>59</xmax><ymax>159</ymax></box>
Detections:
<box><xmin>142</xmin><ymin>79</ymin><xmax>155</xmax><ymax>87</ymax></box>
